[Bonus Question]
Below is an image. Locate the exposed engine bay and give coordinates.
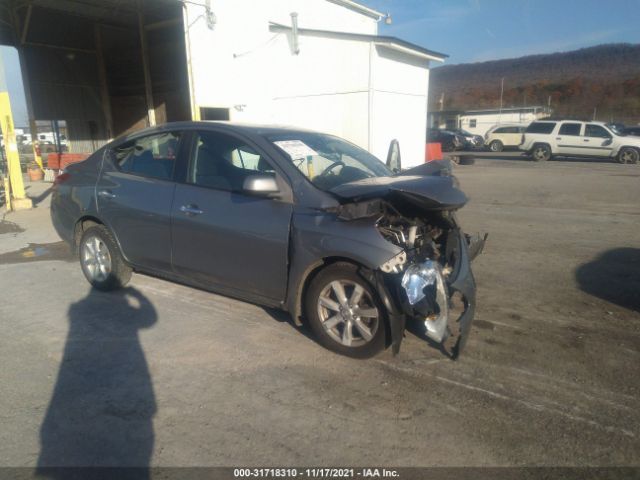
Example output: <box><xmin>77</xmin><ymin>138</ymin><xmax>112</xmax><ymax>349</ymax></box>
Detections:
<box><xmin>369</xmin><ymin>199</ymin><xmax>484</xmax><ymax>356</ymax></box>
<box><xmin>375</xmin><ymin>201</ymin><xmax>448</xmax><ymax>272</ymax></box>
<box><xmin>329</xmin><ymin>165</ymin><xmax>485</xmax><ymax>358</ymax></box>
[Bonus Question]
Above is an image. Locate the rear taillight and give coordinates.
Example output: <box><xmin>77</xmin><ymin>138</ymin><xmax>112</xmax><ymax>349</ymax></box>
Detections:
<box><xmin>54</xmin><ymin>172</ymin><xmax>71</xmax><ymax>186</ymax></box>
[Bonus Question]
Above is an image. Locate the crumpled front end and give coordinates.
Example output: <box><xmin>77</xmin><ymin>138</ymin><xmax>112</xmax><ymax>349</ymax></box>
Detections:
<box><xmin>369</xmin><ymin>203</ymin><xmax>484</xmax><ymax>358</ymax></box>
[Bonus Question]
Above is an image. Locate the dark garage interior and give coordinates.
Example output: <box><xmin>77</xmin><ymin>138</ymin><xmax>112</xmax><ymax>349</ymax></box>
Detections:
<box><xmin>0</xmin><ymin>0</ymin><xmax>192</xmax><ymax>153</ymax></box>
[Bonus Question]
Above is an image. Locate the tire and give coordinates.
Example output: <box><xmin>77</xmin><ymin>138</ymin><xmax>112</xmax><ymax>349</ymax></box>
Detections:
<box><xmin>79</xmin><ymin>225</ymin><xmax>132</xmax><ymax>291</ymax></box>
<box><xmin>489</xmin><ymin>140</ymin><xmax>504</xmax><ymax>152</ymax></box>
<box><xmin>618</xmin><ymin>147</ymin><xmax>639</xmax><ymax>164</ymax></box>
<box><xmin>304</xmin><ymin>262</ymin><xmax>386</xmax><ymax>358</ymax></box>
<box><xmin>531</xmin><ymin>143</ymin><xmax>552</xmax><ymax>162</ymax></box>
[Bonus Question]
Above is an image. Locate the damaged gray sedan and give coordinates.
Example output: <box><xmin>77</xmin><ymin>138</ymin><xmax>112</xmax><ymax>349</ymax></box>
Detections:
<box><xmin>51</xmin><ymin>122</ymin><xmax>485</xmax><ymax>358</ymax></box>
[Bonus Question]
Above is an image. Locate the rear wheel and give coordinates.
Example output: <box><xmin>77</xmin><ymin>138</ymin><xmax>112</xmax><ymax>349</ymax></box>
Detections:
<box><xmin>79</xmin><ymin>225</ymin><xmax>132</xmax><ymax>291</ymax></box>
<box><xmin>531</xmin><ymin>144</ymin><xmax>552</xmax><ymax>162</ymax></box>
<box><xmin>305</xmin><ymin>263</ymin><xmax>386</xmax><ymax>358</ymax></box>
<box><xmin>618</xmin><ymin>147</ymin><xmax>639</xmax><ymax>164</ymax></box>
<box><xmin>489</xmin><ymin>140</ymin><xmax>504</xmax><ymax>152</ymax></box>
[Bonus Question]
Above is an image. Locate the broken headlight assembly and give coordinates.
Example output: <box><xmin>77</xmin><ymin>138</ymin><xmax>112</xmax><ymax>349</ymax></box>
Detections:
<box><xmin>401</xmin><ymin>260</ymin><xmax>450</xmax><ymax>343</ymax></box>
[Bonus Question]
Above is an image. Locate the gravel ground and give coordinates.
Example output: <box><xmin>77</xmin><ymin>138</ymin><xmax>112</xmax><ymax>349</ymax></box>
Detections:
<box><xmin>0</xmin><ymin>157</ymin><xmax>638</xmax><ymax>468</ymax></box>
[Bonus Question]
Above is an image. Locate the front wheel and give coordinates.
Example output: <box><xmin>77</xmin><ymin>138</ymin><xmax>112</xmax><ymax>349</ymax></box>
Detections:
<box><xmin>79</xmin><ymin>225</ymin><xmax>132</xmax><ymax>291</ymax></box>
<box><xmin>618</xmin><ymin>147</ymin><xmax>639</xmax><ymax>164</ymax></box>
<box><xmin>489</xmin><ymin>140</ymin><xmax>504</xmax><ymax>152</ymax></box>
<box><xmin>531</xmin><ymin>144</ymin><xmax>552</xmax><ymax>162</ymax></box>
<box><xmin>305</xmin><ymin>263</ymin><xmax>386</xmax><ymax>358</ymax></box>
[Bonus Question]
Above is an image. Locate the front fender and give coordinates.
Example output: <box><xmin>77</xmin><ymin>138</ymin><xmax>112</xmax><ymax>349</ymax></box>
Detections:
<box><xmin>285</xmin><ymin>210</ymin><xmax>402</xmax><ymax>323</ymax></box>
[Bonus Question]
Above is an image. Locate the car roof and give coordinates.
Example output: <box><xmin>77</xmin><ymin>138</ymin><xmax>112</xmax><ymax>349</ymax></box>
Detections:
<box><xmin>113</xmin><ymin>121</ymin><xmax>323</xmax><ymax>145</ymax></box>
<box><xmin>534</xmin><ymin>120</ymin><xmax>609</xmax><ymax>125</ymax></box>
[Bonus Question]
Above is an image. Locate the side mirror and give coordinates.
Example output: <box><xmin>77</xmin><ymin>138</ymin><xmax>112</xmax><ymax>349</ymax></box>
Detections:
<box><xmin>602</xmin><ymin>137</ymin><xmax>613</xmax><ymax>146</ymax></box>
<box><xmin>243</xmin><ymin>174</ymin><xmax>280</xmax><ymax>197</ymax></box>
<box><xmin>386</xmin><ymin>139</ymin><xmax>402</xmax><ymax>173</ymax></box>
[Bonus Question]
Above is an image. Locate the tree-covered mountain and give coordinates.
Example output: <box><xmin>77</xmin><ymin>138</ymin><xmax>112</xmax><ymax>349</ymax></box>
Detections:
<box><xmin>429</xmin><ymin>44</ymin><xmax>640</xmax><ymax>124</ymax></box>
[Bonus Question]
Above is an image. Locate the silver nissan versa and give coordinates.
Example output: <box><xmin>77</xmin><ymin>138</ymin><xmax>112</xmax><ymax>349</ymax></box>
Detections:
<box><xmin>51</xmin><ymin>122</ymin><xmax>485</xmax><ymax>358</ymax></box>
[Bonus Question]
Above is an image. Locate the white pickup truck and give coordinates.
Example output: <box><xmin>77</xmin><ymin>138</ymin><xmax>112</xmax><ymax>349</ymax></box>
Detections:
<box><xmin>519</xmin><ymin>120</ymin><xmax>640</xmax><ymax>164</ymax></box>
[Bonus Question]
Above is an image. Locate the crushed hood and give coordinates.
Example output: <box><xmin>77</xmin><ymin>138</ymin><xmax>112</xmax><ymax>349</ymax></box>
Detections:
<box><xmin>330</xmin><ymin>174</ymin><xmax>468</xmax><ymax>212</ymax></box>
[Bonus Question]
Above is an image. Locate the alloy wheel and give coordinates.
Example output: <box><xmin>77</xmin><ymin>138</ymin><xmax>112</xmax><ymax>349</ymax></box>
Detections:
<box><xmin>316</xmin><ymin>280</ymin><xmax>379</xmax><ymax>347</ymax></box>
<box><xmin>533</xmin><ymin>146</ymin><xmax>550</xmax><ymax>161</ymax></box>
<box><xmin>81</xmin><ymin>235</ymin><xmax>112</xmax><ymax>282</ymax></box>
<box><xmin>619</xmin><ymin>148</ymin><xmax>639</xmax><ymax>164</ymax></box>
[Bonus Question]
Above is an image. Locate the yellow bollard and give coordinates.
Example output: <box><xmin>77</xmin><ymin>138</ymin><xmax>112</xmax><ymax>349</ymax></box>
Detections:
<box><xmin>0</xmin><ymin>91</ymin><xmax>32</xmax><ymax>210</ymax></box>
<box><xmin>3</xmin><ymin>176</ymin><xmax>11</xmax><ymax>211</ymax></box>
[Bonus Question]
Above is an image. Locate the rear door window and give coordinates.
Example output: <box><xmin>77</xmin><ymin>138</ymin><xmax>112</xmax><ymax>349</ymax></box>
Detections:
<box><xmin>526</xmin><ymin>122</ymin><xmax>557</xmax><ymax>134</ymax></box>
<box><xmin>559</xmin><ymin>123</ymin><xmax>582</xmax><ymax>136</ymax></box>
<box><xmin>114</xmin><ymin>132</ymin><xmax>181</xmax><ymax>181</ymax></box>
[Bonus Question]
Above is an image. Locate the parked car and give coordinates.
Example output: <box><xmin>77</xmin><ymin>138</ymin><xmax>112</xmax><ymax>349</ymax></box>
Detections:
<box><xmin>519</xmin><ymin>120</ymin><xmax>640</xmax><ymax>163</ymax></box>
<box><xmin>51</xmin><ymin>122</ymin><xmax>485</xmax><ymax>359</ymax></box>
<box><xmin>484</xmin><ymin>124</ymin><xmax>527</xmax><ymax>152</ymax></box>
<box><xmin>427</xmin><ymin>129</ymin><xmax>466</xmax><ymax>152</ymax></box>
<box><xmin>449</xmin><ymin>128</ymin><xmax>484</xmax><ymax>149</ymax></box>
<box><xmin>623</xmin><ymin>126</ymin><xmax>640</xmax><ymax>137</ymax></box>
<box><xmin>607</xmin><ymin>123</ymin><xmax>626</xmax><ymax>135</ymax></box>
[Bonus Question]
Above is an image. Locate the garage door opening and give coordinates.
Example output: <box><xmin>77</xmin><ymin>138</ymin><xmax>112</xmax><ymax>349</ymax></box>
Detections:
<box><xmin>5</xmin><ymin>0</ymin><xmax>192</xmax><ymax>155</ymax></box>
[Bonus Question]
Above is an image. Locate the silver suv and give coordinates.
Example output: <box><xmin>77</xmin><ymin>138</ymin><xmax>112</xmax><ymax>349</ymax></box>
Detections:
<box><xmin>519</xmin><ymin>120</ymin><xmax>640</xmax><ymax>163</ymax></box>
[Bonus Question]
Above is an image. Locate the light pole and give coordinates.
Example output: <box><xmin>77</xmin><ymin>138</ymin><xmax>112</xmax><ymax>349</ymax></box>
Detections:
<box><xmin>499</xmin><ymin>77</ymin><xmax>504</xmax><ymax>123</ymax></box>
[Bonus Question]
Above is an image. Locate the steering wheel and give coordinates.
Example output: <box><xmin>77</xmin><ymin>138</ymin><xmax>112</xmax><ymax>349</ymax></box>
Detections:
<box><xmin>318</xmin><ymin>160</ymin><xmax>344</xmax><ymax>178</ymax></box>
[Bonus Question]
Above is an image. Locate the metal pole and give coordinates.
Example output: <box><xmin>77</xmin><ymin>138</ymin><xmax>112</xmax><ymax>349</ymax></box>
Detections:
<box><xmin>95</xmin><ymin>24</ymin><xmax>114</xmax><ymax>140</ymax></box>
<box><xmin>182</xmin><ymin>3</ymin><xmax>199</xmax><ymax>121</ymax></box>
<box><xmin>137</xmin><ymin>0</ymin><xmax>156</xmax><ymax>126</ymax></box>
<box><xmin>13</xmin><ymin>5</ymin><xmax>44</xmax><ymax>171</ymax></box>
<box><xmin>498</xmin><ymin>77</ymin><xmax>504</xmax><ymax>123</ymax></box>
<box><xmin>52</xmin><ymin>119</ymin><xmax>62</xmax><ymax>155</ymax></box>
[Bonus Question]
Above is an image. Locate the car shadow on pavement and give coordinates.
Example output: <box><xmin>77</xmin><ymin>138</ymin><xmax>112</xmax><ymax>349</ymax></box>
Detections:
<box><xmin>36</xmin><ymin>287</ymin><xmax>157</xmax><ymax>479</ymax></box>
<box><xmin>575</xmin><ymin>248</ymin><xmax>640</xmax><ymax>312</ymax></box>
<box><xmin>262</xmin><ymin>307</ymin><xmax>317</xmax><ymax>343</ymax></box>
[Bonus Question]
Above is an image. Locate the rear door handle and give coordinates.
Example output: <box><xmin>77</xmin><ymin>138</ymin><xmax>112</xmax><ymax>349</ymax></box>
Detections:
<box><xmin>98</xmin><ymin>190</ymin><xmax>116</xmax><ymax>199</ymax></box>
<box><xmin>584</xmin><ymin>139</ymin><xmax>590</xmax><ymax>142</ymax></box>
<box><xmin>180</xmin><ymin>204</ymin><xmax>204</xmax><ymax>216</ymax></box>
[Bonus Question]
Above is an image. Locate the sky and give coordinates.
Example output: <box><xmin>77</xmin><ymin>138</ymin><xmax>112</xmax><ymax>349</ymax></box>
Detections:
<box><xmin>368</xmin><ymin>0</ymin><xmax>640</xmax><ymax>64</ymax></box>
<box><xmin>1</xmin><ymin>0</ymin><xmax>639</xmax><ymax>126</ymax></box>
<box><xmin>0</xmin><ymin>47</ymin><xmax>29</xmax><ymax>127</ymax></box>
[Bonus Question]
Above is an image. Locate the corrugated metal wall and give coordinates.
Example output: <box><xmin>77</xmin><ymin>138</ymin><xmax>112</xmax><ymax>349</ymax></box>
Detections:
<box><xmin>10</xmin><ymin>0</ymin><xmax>190</xmax><ymax>154</ymax></box>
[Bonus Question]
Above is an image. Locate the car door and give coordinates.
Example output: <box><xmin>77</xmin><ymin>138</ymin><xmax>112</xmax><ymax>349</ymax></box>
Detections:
<box><xmin>582</xmin><ymin>124</ymin><xmax>615</xmax><ymax>158</ymax></box>
<box><xmin>502</xmin><ymin>127</ymin><xmax>521</xmax><ymax>146</ymax></box>
<box><xmin>555</xmin><ymin>122</ymin><xmax>583</xmax><ymax>156</ymax></box>
<box><xmin>170</xmin><ymin>129</ymin><xmax>293</xmax><ymax>303</ymax></box>
<box><xmin>97</xmin><ymin>130</ymin><xmax>183</xmax><ymax>272</ymax></box>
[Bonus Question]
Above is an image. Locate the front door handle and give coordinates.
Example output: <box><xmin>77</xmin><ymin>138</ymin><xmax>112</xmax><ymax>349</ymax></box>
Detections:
<box><xmin>98</xmin><ymin>190</ymin><xmax>116</xmax><ymax>199</ymax></box>
<box><xmin>584</xmin><ymin>139</ymin><xmax>590</xmax><ymax>142</ymax></box>
<box><xmin>180</xmin><ymin>204</ymin><xmax>204</xmax><ymax>216</ymax></box>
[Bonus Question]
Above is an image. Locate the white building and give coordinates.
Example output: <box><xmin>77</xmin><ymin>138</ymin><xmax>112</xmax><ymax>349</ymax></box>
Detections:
<box><xmin>185</xmin><ymin>0</ymin><xmax>447</xmax><ymax>168</ymax></box>
<box><xmin>1</xmin><ymin>0</ymin><xmax>446</xmax><ymax>168</ymax></box>
<box><xmin>458</xmin><ymin>106</ymin><xmax>551</xmax><ymax>135</ymax></box>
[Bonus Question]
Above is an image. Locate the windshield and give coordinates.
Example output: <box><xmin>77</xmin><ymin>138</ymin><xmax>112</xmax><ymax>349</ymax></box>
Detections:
<box><xmin>265</xmin><ymin>132</ymin><xmax>392</xmax><ymax>191</ymax></box>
